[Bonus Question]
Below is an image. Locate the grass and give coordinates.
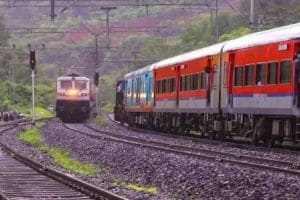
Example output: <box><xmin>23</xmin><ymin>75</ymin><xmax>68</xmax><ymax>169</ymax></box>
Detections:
<box><xmin>101</xmin><ymin>103</ymin><xmax>114</xmax><ymax>113</ymax></box>
<box><xmin>18</xmin><ymin>128</ymin><xmax>99</xmax><ymax>176</ymax></box>
<box><xmin>95</xmin><ymin>113</ymin><xmax>107</xmax><ymax>126</ymax></box>
<box><xmin>113</xmin><ymin>179</ymin><xmax>158</xmax><ymax>195</ymax></box>
<box><xmin>14</xmin><ymin>106</ymin><xmax>54</xmax><ymax>119</ymax></box>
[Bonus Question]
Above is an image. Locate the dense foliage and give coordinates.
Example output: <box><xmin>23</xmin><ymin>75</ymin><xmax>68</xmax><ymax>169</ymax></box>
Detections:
<box><xmin>0</xmin><ymin>17</ymin><xmax>55</xmax><ymax>111</ymax></box>
<box><xmin>1</xmin><ymin>0</ymin><xmax>299</xmax><ymax>112</ymax></box>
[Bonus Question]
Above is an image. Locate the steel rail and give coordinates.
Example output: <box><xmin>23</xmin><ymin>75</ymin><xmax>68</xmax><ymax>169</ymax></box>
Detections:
<box><xmin>0</xmin><ymin>120</ymin><xmax>127</xmax><ymax>200</ymax></box>
<box><xmin>107</xmin><ymin>113</ymin><xmax>300</xmax><ymax>155</ymax></box>
<box><xmin>63</xmin><ymin>122</ymin><xmax>300</xmax><ymax>176</ymax></box>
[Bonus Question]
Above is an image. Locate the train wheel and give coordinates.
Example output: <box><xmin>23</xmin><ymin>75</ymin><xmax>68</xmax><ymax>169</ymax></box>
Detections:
<box><xmin>209</xmin><ymin>131</ymin><xmax>216</xmax><ymax>140</ymax></box>
<box><xmin>251</xmin><ymin>133</ymin><xmax>259</xmax><ymax>146</ymax></box>
<box><xmin>267</xmin><ymin>136</ymin><xmax>276</xmax><ymax>148</ymax></box>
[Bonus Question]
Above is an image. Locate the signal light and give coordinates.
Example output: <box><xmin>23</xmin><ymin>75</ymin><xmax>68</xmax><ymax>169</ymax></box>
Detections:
<box><xmin>29</xmin><ymin>50</ymin><xmax>36</xmax><ymax>70</ymax></box>
<box><xmin>94</xmin><ymin>72</ymin><xmax>99</xmax><ymax>86</ymax></box>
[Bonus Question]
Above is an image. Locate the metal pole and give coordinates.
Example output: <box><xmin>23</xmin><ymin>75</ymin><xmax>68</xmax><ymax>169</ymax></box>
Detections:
<box><xmin>12</xmin><ymin>62</ymin><xmax>15</xmax><ymax>105</ymax></box>
<box><xmin>250</xmin><ymin>0</ymin><xmax>255</xmax><ymax>29</ymax></box>
<box><xmin>31</xmin><ymin>70</ymin><xmax>35</xmax><ymax>126</ymax></box>
<box><xmin>101</xmin><ymin>7</ymin><xmax>116</xmax><ymax>49</ymax></box>
<box><xmin>95</xmin><ymin>35</ymin><xmax>98</xmax><ymax>72</ymax></box>
<box><xmin>96</xmin><ymin>86</ymin><xmax>99</xmax><ymax>115</ymax></box>
<box><xmin>51</xmin><ymin>0</ymin><xmax>55</xmax><ymax>21</ymax></box>
<box><xmin>215</xmin><ymin>0</ymin><xmax>219</xmax><ymax>42</ymax></box>
<box><xmin>8</xmin><ymin>62</ymin><xmax>12</xmax><ymax>104</ymax></box>
<box><xmin>132</xmin><ymin>51</ymin><xmax>139</xmax><ymax>70</ymax></box>
<box><xmin>95</xmin><ymin>35</ymin><xmax>99</xmax><ymax>115</ymax></box>
<box><xmin>106</xmin><ymin>9</ymin><xmax>110</xmax><ymax>48</ymax></box>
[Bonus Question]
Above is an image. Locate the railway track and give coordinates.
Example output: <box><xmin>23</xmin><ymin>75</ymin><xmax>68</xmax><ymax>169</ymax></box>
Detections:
<box><xmin>63</xmin><ymin>122</ymin><xmax>300</xmax><ymax>176</ymax></box>
<box><xmin>0</xmin><ymin>119</ymin><xmax>127</xmax><ymax>200</ymax></box>
<box><xmin>107</xmin><ymin>113</ymin><xmax>300</xmax><ymax>156</ymax></box>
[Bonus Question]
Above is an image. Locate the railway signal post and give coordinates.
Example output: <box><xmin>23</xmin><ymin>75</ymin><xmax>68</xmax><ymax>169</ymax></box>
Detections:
<box><xmin>94</xmin><ymin>72</ymin><xmax>99</xmax><ymax>115</ymax></box>
<box><xmin>30</xmin><ymin>50</ymin><xmax>36</xmax><ymax>126</ymax></box>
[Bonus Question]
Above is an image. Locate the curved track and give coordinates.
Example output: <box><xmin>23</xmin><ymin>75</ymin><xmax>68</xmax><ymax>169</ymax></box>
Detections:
<box><xmin>63</xmin><ymin>122</ymin><xmax>300</xmax><ymax>176</ymax></box>
<box><xmin>107</xmin><ymin>113</ymin><xmax>300</xmax><ymax>156</ymax></box>
<box><xmin>0</xmin><ymin>119</ymin><xmax>127</xmax><ymax>200</ymax></box>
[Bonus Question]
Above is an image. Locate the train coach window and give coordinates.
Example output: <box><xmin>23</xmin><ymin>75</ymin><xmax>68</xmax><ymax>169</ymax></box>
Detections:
<box><xmin>185</xmin><ymin>75</ymin><xmax>191</xmax><ymax>91</ymax></box>
<box><xmin>60</xmin><ymin>80</ymin><xmax>72</xmax><ymax>89</ymax></box>
<box><xmin>234</xmin><ymin>66</ymin><xmax>243</xmax><ymax>86</ymax></box>
<box><xmin>256</xmin><ymin>63</ymin><xmax>266</xmax><ymax>85</ymax></box>
<box><xmin>166</xmin><ymin>79</ymin><xmax>170</xmax><ymax>93</ymax></box>
<box><xmin>200</xmin><ymin>73</ymin><xmax>206</xmax><ymax>89</ymax></box>
<box><xmin>162</xmin><ymin>79</ymin><xmax>166</xmax><ymax>93</ymax></box>
<box><xmin>280</xmin><ymin>60</ymin><xmax>291</xmax><ymax>84</ymax></box>
<box><xmin>155</xmin><ymin>80</ymin><xmax>160</xmax><ymax>94</ymax></box>
<box><xmin>196</xmin><ymin>73</ymin><xmax>201</xmax><ymax>90</ymax></box>
<box><xmin>191</xmin><ymin>74</ymin><xmax>197</xmax><ymax>90</ymax></box>
<box><xmin>245</xmin><ymin>65</ymin><xmax>254</xmax><ymax>86</ymax></box>
<box><xmin>268</xmin><ymin>62</ymin><xmax>278</xmax><ymax>84</ymax></box>
<box><xmin>170</xmin><ymin>78</ymin><xmax>176</xmax><ymax>92</ymax></box>
<box><xmin>180</xmin><ymin>76</ymin><xmax>184</xmax><ymax>91</ymax></box>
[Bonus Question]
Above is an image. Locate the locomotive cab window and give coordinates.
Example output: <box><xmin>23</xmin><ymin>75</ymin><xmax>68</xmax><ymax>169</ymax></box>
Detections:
<box><xmin>234</xmin><ymin>66</ymin><xmax>243</xmax><ymax>86</ymax></box>
<box><xmin>268</xmin><ymin>62</ymin><xmax>278</xmax><ymax>85</ymax></box>
<box><xmin>60</xmin><ymin>80</ymin><xmax>72</xmax><ymax>89</ymax></box>
<box><xmin>245</xmin><ymin>65</ymin><xmax>254</xmax><ymax>86</ymax></box>
<box><xmin>280</xmin><ymin>60</ymin><xmax>291</xmax><ymax>84</ymax></box>
<box><xmin>256</xmin><ymin>63</ymin><xmax>266</xmax><ymax>85</ymax></box>
<box><xmin>75</xmin><ymin>80</ymin><xmax>87</xmax><ymax>90</ymax></box>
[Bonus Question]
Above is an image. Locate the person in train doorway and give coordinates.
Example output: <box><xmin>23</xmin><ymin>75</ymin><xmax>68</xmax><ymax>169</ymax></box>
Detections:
<box><xmin>295</xmin><ymin>52</ymin><xmax>300</xmax><ymax>107</ymax></box>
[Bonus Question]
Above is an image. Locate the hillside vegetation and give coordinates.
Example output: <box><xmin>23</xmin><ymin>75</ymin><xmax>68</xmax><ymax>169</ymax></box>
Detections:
<box><xmin>0</xmin><ymin>0</ymin><xmax>299</xmax><ymax>111</ymax></box>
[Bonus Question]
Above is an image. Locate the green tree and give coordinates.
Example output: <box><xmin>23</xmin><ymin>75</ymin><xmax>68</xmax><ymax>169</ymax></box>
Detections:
<box><xmin>220</xmin><ymin>27</ymin><xmax>252</xmax><ymax>42</ymax></box>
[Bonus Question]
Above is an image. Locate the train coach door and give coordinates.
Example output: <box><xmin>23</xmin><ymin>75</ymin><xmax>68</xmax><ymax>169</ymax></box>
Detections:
<box><xmin>210</xmin><ymin>55</ymin><xmax>220</xmax><ymax>111</ymax></box>
<box><xmin>295</xmin><ymin>51</ymin><xmax>300</xmax><ymax>108</ymax></box>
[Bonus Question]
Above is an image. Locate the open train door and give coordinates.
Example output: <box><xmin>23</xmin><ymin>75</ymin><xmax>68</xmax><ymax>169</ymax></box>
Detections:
<box><xmin>210</xmin><ymin>55</ymin><xmax>221</xmax><ymax>113</ymax></box>
<box><xmin>220</xmin><ymin>52</ymin><xmax>231</xmax><ymax>110</ymax></box>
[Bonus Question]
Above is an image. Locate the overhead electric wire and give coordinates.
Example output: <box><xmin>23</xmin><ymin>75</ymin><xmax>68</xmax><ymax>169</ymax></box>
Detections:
<box><xmin>223</xmin><ymin>0</ymin><xmax>248</xmax><ymax>23</ymax></box>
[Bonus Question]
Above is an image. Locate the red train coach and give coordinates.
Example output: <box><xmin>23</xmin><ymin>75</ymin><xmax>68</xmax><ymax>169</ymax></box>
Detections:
<box><xmin>115</xmin><ymin>23</ymin><xmax>300</xmax><ymax>146</ymax></box>
<box><xmin>221</xmin><ymin>24</ymin><xmax>300</xmax><ymax>145</ymax></box>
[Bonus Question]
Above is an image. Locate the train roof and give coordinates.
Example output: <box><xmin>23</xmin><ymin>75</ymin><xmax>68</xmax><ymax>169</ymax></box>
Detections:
<box><xmin>224</xmin><ymin>22</ymin><xmax>300</xmax><ymax>51</ymax></box>
<box><xmin>154</xmin><ymin>42</ymin><xmax>225</xmax><ymax>69</ymax></box>
<box><xmin>124</xmin><ymin>64</ymin><xmax>155</xmax><ymax>79</ymax></box>
<box><xmin>124</xmin><ymin>22</ymin><xmax>300</xmax><ymax>80</ymax></box>
<box><xmin>57</xmin><ymin>75</ymin><xmax>90</xmax><ymax>81</ymax></box>
<box><xmin>124</xmin><ymin>43</ymin><xmax>225</xmax><ymax>79</ymax></box>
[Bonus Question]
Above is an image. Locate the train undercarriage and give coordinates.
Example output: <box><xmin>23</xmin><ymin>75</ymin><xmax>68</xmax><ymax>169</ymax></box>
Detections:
<box><xmin>56</xmin><ymin>100</ymin><xmax>90</xmax><ymax>123</ymax></box>
<box><xmin>115</xmin><ymin>111</ymin><xmax>299</xmax><ymax>147</ymax></box>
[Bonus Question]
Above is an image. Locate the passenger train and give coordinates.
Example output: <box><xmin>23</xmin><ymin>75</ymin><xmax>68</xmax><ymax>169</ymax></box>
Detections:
<box><xmin>114</xmin><ymin>23</ymin><xmax>300</xmax><ymax>146</ymax></box>
<box><xmin>56</xmin><ymin>74</ymin><xmax>91</xmax><ymax>122</ymax></box>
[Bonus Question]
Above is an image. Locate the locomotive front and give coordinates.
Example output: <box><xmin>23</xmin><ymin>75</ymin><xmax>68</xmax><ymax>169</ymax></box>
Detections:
<box><xmin>56</xmin><ymin>74</ymin><xmax>91</xmax><ymax>122</ymax></box>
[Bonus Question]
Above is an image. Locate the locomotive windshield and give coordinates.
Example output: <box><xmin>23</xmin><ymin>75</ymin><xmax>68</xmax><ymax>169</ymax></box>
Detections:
<box><xmin>75</xmin><ymin>80</ymin><xmax>87</xmax><ymax>90</ymax></box>
<box><xmin>60</xmin><ymin>80</ymin><xmax>72</xmax><ymax>89</ymax></box>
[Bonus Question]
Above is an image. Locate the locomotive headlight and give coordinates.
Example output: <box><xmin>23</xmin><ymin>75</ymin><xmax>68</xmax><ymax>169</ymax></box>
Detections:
<box><xmin>67</xmin><ymin>89</ymin><xmax>79</xmax><ymax>96</ymax></box>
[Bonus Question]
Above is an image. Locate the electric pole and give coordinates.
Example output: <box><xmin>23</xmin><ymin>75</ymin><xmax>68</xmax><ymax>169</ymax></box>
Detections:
<box><xmin>215</xmin><ymin>0</ymin><xmax>219</xmax><ymax>42</ymax></box>
<box><xmin>95</xmin><ymin>35</ymin><xmax>98</xmax><ymax>73</ymax></box>
<box><xmin>250</xmin><ymin>0</ymin><xmax>255</xmax><ymax>30</ymax></box>
<box><xmin>94</xmin><ymin>35</ymin><xmax>99</xmax><ymax>115</ymax></box>
<box><xmin>29</xmin><ymin>49</ymin><xmax>36</xmax><ymax>126</ymax></box>
<box><xmin>101</xmin><ymin>6</ymin><xmax>117</xmax><ymax>49</ymax></box>
<box><xmin>50</xmin><ymin>0</ymin><xmax>55</xmax><ymax>21</ymax></box>
<box><xmin>132</xmin><ymin>51</ymin><xmax>140</xmax><ymax>70</ymax></box>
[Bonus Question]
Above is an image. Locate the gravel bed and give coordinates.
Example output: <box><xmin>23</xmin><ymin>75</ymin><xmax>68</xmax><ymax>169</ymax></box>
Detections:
<box><xmin>0</xmin><ymin>124</ymin><xmax>151</xmax><ymax>200</ymax></box>
<box><xmin>45</xmin><ymin>119</ymin><xmax>300</xmax><ymax>199</ymax></box>
<box><xmin>88</xmin><ymin>116</ymin><xmax>300</xmax><ymax>165</ymax></box>
<box><xmin>1</xmin><ymin>120</ymin><xmax>300</xmax><ymax>199</ymax></box>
